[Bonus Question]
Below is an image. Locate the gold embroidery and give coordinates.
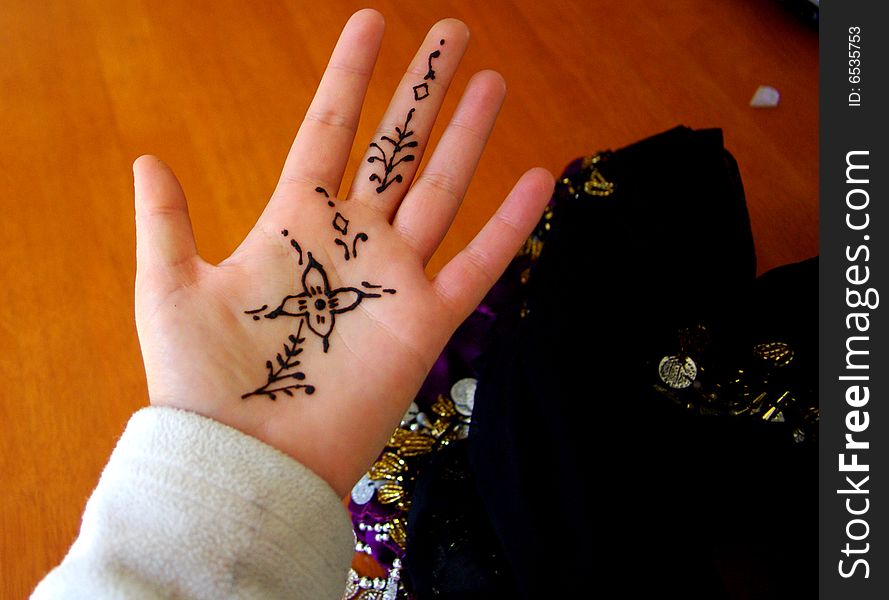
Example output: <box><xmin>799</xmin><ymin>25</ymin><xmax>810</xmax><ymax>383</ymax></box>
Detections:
<box><xmin>388</xmin><ymin>429</ymin><xmax>436</xmax><ymax>457</ymax></box>
<box><xmin>376</xmin><ymin>482</ymin><xmax>406</xmax><ymax>505</ymax></box>
<box><xmin>431</xmin><ymin>394</ymin><xmax>458</xmax><ymax>417</ymax></box>
<box><xmin>389</xmin><ymin>517</ymin><xmax>408</xmax><ymax>549</ymax></box>
<box><xmin>581</xmin><ymin>153</ymin><xmax>614</xmax><ymax>196</ymax></box>
<box><xmin>516</xmin><ymin>236</ymin><xmax>544</xmax><ymax>260</ymax></box>
<box><xmin>369</xmin><ymin>452</ymin><xmax>406</xmax><ymax>481</ymax></box>
<box><xmin>753</xmin><ymin>342</ymin><xmax>794</xmax><ymax>367</ymax></box>
<box><xmin>655</xmin><ymin>332</ymin><xmax>817</xmax><ymax>443</ymax></box>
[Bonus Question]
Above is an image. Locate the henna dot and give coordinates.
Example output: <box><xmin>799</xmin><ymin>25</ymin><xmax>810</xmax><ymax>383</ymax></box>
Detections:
<box><xmin>305</xmin><ymin>386</ymin><xmax>315</xmax><ymax>395</ymax></box>
<box><xmin>328</xmin><ymin>201</ymin><xmax>335</xmax><ymax>207</ymax></box>
<box><xmin>281</xmin><ymin>229</ymin><xmax>288</xmax><ymax>236</ymax></box>
<box><xmin>314</xmin><ymin>299</ymin><xmax>327</xmax><ymax>310</ymax></box>
<box><xmin>253</xmin><ymin>315</ymin><xmax>260</xmax><ymax>321</ymax></box>
<box><xmin>440</xmin><ymin>39</ymin><xmax>445</xmax><ymax>45</ymax></box>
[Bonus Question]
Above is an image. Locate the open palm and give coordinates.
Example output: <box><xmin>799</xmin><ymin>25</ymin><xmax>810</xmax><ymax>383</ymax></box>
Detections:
<box><xmin>133</xmin><ymin>10</ymin><xmax>552</xmax><ymax>496</ymax></box>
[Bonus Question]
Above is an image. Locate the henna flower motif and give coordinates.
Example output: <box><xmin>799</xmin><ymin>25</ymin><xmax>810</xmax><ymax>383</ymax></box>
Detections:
<box><xmin>265</xmin><ymin>253</ymin><xmax>379</xmax><ymax>352</ymax></box>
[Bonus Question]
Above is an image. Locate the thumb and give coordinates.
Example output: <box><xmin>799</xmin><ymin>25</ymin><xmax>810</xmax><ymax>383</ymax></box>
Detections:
<box><xmin>133</xmin><ymin>155</ymin><xmax>199</xmax><ymax>284</ymax></box>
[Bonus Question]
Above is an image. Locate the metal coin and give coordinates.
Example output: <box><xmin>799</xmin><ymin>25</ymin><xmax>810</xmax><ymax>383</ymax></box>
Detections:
<box><xmin>658</xmin><ymin>355</ymin><xmax>697</xmax><ymax>389</ymax></box>
<box><xmin>450</xmin><ymin>378</ymin><xmax>477</xmax><ymax>416</ymax></box>
<box><xmin>350</xmin><ymin>473</ymin><xmax>378</xmax><ymax>505</ymax></box>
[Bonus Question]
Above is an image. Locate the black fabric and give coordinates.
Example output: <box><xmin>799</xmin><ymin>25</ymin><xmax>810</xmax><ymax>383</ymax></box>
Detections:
<box><xmin>404</xmin><ymin>441</ymin><xmax>515</xmax><ymax>599</ymax></box>
<box><xmin>406</xmin><ymin>126</ymin><xmax>817</xmax><ymax>598</ymax></box>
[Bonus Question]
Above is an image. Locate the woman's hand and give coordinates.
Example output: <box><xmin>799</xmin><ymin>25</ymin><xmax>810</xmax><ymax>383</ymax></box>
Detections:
<box><xmin>133</xmin><ymin>9</ymin><xmax>553</xmax><ymax>496</ymax></box>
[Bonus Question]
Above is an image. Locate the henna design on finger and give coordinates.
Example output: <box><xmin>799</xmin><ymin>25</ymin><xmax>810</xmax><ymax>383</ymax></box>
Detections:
<box><xmin>413</xmin><ymin>39</ymin><xmax>445</xmax><ymax>101</ymax></box>
<box><xmin>424</xmin><ymin>39</ymin><xmax>444</xmax><ymax>81</ymax></box>
<box><xmin>370</xmin><ymin>38</ymin><xmax>446</xmax><ymax>190</ymax></box>
<box><xmin>412</xmin><ymin>83</ymin><xmax>430</xmax><ymax>101</ymax></box>
<box><xmin>368</xmin><ymin>108</ymin><xmax>418</xmax><ymax>193</ymax></box>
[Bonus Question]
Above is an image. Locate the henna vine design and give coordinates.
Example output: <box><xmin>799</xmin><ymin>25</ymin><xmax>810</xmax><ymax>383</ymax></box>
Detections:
<box><xmin>368</xmin><ymin>108</ymin><xmax>418</xmax><ymax>193</ymax></box>
<box><xmin>369</xmin><ymin>39</ymin><xmax>445</xmax><ymax>193</ymax></box>
<box><xmin>243</xmin><ymin>238</ymin><xmax>396</xmax><ymax>399</ymax></box>
<box><xmin>241</xmin><ymin>321</ymin><xmax>313</xmax><ymax>399</ymax></box>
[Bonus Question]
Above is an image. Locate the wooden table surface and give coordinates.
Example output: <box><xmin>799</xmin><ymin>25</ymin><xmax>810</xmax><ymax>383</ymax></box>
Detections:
<box><xmin>0</xmin><ymin>0</ymin><xmax>816</xmax><ymax>595</ymax></box>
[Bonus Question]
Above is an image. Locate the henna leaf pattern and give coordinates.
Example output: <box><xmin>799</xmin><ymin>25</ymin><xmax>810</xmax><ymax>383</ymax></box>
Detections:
<box><xmin>368</xmin><ymin>108</ymin><xmax>418</xmax><ymax>193</ymax></box>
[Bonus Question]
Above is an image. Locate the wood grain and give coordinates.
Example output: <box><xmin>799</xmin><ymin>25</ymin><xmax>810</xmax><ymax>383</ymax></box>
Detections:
<box><xmin>0</xmin><ymin>0</ymin><xmax>816</xmax><ymax>595</ymax></box>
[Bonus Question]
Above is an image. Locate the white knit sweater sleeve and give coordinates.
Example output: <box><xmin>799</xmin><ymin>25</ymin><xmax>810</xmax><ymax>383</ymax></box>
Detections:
<box><xmin>32</xmin><ymin>407</ymin><xmax>354</xmax><ymax>600</ymax></box>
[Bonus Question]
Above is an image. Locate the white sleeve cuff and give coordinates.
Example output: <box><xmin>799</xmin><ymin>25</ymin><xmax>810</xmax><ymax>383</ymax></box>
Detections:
<box><xmin>33</xmin><ymin>407</ymin><xmax>354</xmax><ymax>600</ymax></box>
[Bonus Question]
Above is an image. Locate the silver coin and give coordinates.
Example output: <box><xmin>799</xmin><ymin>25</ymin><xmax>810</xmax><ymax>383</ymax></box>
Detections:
<box><xmin>450</xmin><ymin>378</ymin><xmax>477</xmax><ymax>416</ymax></box>
<box><xmin>658</xmin><ymin>355</ymin><xmax>697</xmax><ymax>389</ymax></box>
<box><xmin>350</xmin><ymin>473</ymin><xmax>377</xmax><ymax>505</ymax></box>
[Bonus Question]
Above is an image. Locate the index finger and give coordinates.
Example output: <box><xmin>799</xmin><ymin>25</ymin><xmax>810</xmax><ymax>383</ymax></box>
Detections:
<box><xmin>275</xmin><ymin>9</ymin><xmax>385</xmax><ymax>198</ymax></box>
